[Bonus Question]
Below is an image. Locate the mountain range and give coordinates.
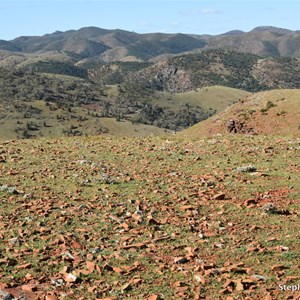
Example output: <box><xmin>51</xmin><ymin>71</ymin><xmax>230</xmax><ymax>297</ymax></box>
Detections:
<box><xmin>1</xmin><ymin>25</ymin><xmax>300</xmax><ymax>140</ymax></box>
<box><xmin>1</xmin><ymin>26</ymin><xmax>300</xmax><ymax>64</ymax></box>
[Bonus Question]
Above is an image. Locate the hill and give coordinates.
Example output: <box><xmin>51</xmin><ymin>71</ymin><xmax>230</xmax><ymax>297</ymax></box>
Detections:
<box><xmin>2</xmin><ymin>49</ymin><xmax>300</xmax><ymax>140</ymax></box>
<box><xmin>119</xmin><ymin>51</ymin><xmax>300</xmax><ymax>93</ymax></box>
<box><xmin>1</xmin><ymin>27</ymin><xmax>206</xmax><ymax>62</ymax></box>
<box><xmin>3</xmin><ymin>50</ymin><xmax>299</xmax><ymax>95</ymax></box>
<box><xmin>0</xmin><ymin>63</ymin><xmax>253</xmax><ymax>140</ymax></box>
<box><xmin>179</xmin><ymin>89</ymin><xmax>300</xmax><ymax>138</ymax></box>
<box><xmin>172</xmin><ymin>86</ymin><xmax>249</xmax><ymax>113</ymax></box>
<box><xmin>1</xmin><ymin>26</ymin><xmax>300</xmax><ymax>65</ymax></box>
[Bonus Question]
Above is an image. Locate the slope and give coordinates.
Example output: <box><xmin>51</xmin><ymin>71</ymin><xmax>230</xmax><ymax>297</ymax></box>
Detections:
<box><xmin>171</xmin><ymin>86</ymin><xmax>249</xmax><ymax>113</ymax></box>
<box><xmin>122</xmin><ymin>51</ymin><xmax>300</xmax><ymax>94</ymax></box>
<box><xmin>179</xmin><ymin>89</ymin><xmax>300</xmax><ymax>138</ymax></box>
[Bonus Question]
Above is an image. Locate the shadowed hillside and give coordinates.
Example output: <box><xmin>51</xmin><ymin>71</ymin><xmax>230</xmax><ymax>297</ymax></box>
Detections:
<box><xmin>118</xmin><ymin>50</ymin><xmax>300</xmax><ymax>94</ymax></box>
<box><xmin>1</xmin><ymin>26</ymin><xmax>300</xmax><ymax>64</ymax></box>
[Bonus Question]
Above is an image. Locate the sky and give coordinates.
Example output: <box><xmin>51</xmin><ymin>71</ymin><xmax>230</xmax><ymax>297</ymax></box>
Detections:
<box><xmin>0</xmin><ymin>0</ymin><xmax>299</xmax><ymax>40</ymax></box>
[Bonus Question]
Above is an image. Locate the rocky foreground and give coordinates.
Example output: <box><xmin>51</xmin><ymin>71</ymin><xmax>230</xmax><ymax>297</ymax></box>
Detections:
<box><xmin>0</xmin><ymin>135</ymin><xmax>299</xmax><ymax>299</ymax></box>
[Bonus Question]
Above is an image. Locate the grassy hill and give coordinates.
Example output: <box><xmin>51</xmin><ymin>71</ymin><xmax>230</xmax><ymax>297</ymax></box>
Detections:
<box><xmin>172</xmin><ymin>86</ymin><xmax>249</xmax><ymax>113</ymax></box>
<box><xmin>0</xmin><ymin>98</ymin><xmax>171</xmax><ymax>141</ymax></box>
<box><xmin>179</xmin><ymin>89</ymin><xmax>300</xmax><ymax>138</ymax></box>
<box><xmin>0</xmin><ymin>134</ymin><xmax>299</xmax><ymax>299</ymax></box>
<box><xmin>0</xmin><ymin>86</ymin><xmax>224</xmax><ymax>140</ymax></box>
<box><xmin>2</xmin><ymin>49</ymin><xmax>300</xmax><ymax>140</ymax></box>
<box><xmin>0</xmin><ymin>65</ymin><xmax>251</xmax><ymax>139</ymax></box>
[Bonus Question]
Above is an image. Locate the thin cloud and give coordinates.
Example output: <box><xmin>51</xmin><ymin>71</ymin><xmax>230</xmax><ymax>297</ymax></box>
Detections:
<box><xmin>199</xmin><ymin>8</ymin><xmax>220</xmax><ymax>14</ymax></box>
<box><xmin>180</xmin><ymin>8</ymin><xmax>220</xmax><ymax>16</ymax></box>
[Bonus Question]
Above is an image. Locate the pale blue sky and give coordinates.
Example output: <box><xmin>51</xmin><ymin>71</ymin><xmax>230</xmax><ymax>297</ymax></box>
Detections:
<box><xmin>0</xmin><ymin>0</ymin><xmax>299</xmax><ymax>40</ymax></box>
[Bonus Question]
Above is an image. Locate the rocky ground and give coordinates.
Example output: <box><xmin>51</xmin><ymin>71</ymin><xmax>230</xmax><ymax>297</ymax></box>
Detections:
<box><xmin>0</xmin><ymin>134</ymin><xmax>299</xmax><ymax>299</ymax></box>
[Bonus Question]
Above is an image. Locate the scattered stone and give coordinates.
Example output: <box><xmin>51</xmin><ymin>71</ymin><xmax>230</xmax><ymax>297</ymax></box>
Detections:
<box><xmin>51</xmin><ymin>278</ymin><xmax>65</xmax><ymax>287</ymax></box>
<box><xmin>206</xmin><ymin>181</ymin><xmax>215</xmax><ymax>187</ymax></box>
<box><xmin>261</xmin><ymin>203</ymin><xmax>278</xmax><ymax>213</ymax></box>
<box><xmin>62</xmin><ymin>252</ymin><xmax>75</xmax><ymax>261</ymax></box>
<box><xmin>78</xmin><ymin>204</ymin><xmax>87</xmax><ymax>210</ymax></box>
<box><xmin>7</xmin><ymin>187</ymin><xmax>18</xmax><ymax>194</ymax></box>
<box><xmin>0</xmin><ymin>185</ymin><xmax>8</xmax><ymax>192</ymax></box>
<box><xmin>214</xmin><ymin>193</ymin><xmax>226</xmax><ymax>200</ymax></box>
<box><xmin>168</xmin><ymin>172</ymin><xmax>177</xmax><ymax>177</ymax></box>
<box><xmin>0</xmin><ymin>290</ymin><xmax>14</xmax><ymax>300</ymax></box>
<box><xmin>79</xmin><ymin>179</ymin><xmax>91</xmax><ymax>186</ymax></box>
<box><xmin>214</xmin><ymin>243</ymin><xmax>224</xmax><ymax>249</ymax></box>
<box><xmin>194</xmin><ymin>274</ymin><xmax>207</xmax><ymax>284</ymax></box>
<box><xmin>235</xmin><ymin>279</ymin><xmax>244</xmax><ymax>291</ymax></box>
<box><xmin>120</xmin><ymin>283</ymin><xmax>132</xmax><ymax>292</ymax></box>
<box><xmin>198</xmin><ymin>233</ymin><xmax>204</xmax><ymax>239</ymax></box>
<box><xmin>8</xmin><ymin>237</ymin><xmax>19</xmax><ymax>246</ymax></box>
<box><xmin>64</xmin><ymin>273</ymin><xmax>78</xmax><ymax>283</ymax></box>
<box><xmin>244</xmin><ymin>199</ymin><xmax>257</xmax><ymax>207</ymax></box>
<box><xmin>236</xmin><ymin>165</ymin><xmax>257</xmax><ymax>173</ymax></box>
<box><xmin>77</xmin><ymin>159</ymin><xmax>91</xmax><ymax>165</ymax></box>
<box><xmin>101</xmin><ymin>173</ymin><xmax>114</xmax><ymax>184</ymax></box>
<box><xmin>252</xmin><ymin>274</ymin><xmax>267</xmax><ymax>281</ymax></box>
<box><xmin>7</xmin><ymin>259</ymin><xmax>18</xmax><ymax>267</ymax></box>
<box><xmin>24</xmin><ymin>216</ymin><xmax>33</xmax><ymax>223</ymax></box>
<box><xmin>23</xmin><ymin>193</ymin><xmax>33</xmax><ymax>199</ymax></box>
<box><xmin>174</xmin><ymin>257</ymin><xmax>189</xmax><ymax>264</ymax></box>
<box><xmin>0</xmin><ymin>185</ymin><xmax>19</xmax><ymax>194</ymax></box>
<box><xmin>92</xmin><ymin>247</ymin><xmax>102</xmax><ymax>254</ymax></box>
<box><xmin>271</xmin><ymin>265</ymin><xmax>288</xmax><ymax>272</ymax></box>
<box><xmin>279</xmin><ymin>245</ymin><xmax>289</xmax><ymax>251</ymax></box>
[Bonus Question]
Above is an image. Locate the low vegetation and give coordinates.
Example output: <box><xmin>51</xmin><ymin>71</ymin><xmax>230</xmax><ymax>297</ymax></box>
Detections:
<box><xmin>180</xmin><ymin>89</ymin><xmax>300</xmax><ymax>138</ymax></box>
<box><xmin>0</xmin><ymin>64</ymin><xmax>251</xmax><ymax>140</ymax></box>
<box><xmin>1</xmin><ymin>26</ymin><xmax>300</xmax><ymax>300</ymax></box>
<box><xmin>0</xmin><ymin>134</ymin><xmax>299</xmax><ymax>299</ymax></box>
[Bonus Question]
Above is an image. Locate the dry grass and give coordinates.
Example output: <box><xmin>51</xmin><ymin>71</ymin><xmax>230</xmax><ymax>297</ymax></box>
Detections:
<box><xmin>179</xmin><ymin>89</ymin><xmax>300</xmax><ymax>138</ymax></box>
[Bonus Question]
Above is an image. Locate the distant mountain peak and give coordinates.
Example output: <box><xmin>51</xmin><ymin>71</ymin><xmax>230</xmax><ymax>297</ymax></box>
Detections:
<box><xmin>250</xmin><ymin>26</ymin><xmax>292</xmax><ymax>35</ymax></box>
<box><xmin>1</xmin><ymin>26</ymin><xmax>300</xmax><ymax>61</ymax></box>
<box><xmin>219</xmin><ymin>30</ymin><xmax>245</xmax><ymax>36</ymax></box>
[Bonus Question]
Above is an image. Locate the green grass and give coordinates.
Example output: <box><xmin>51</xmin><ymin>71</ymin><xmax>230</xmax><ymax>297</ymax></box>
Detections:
<box><xmin>0</xmin><ymin>134</ymin><xmax>299</xmax><ymax>299</ymax></box>
<box><xmin>0</xmin><ymin>100</ymin><xmax>170</xmax><ymax>140</ymax></box>
<box><xmin>172</xmin><ymin>85</ymin><xmax>249</xmax><ymax>112</ymax></box>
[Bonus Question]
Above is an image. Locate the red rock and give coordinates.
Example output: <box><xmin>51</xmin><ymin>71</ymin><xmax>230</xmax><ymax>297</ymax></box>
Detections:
<box><xmin>214</xmin><ymin>193</ymin><xmax>226</xmax><ymax>200</ymax></box>
<box><xmin>271</xmin><ymin>265</ymin><xmax>288</xmax><ymax>272</ymax></box>
<box><xmin>148</xmin><ymin>295</ymin><xmax>159</xmax><ymax>300</ymax></box>
<box><xmin>45</xmin><ymin>296</ymin><xmax>58</xmax><ymax>300</ymax></box>
<box><xmin>235</xmin><ymin>279</ymin><xmax>244</xmax><ymax>291</ymax></box>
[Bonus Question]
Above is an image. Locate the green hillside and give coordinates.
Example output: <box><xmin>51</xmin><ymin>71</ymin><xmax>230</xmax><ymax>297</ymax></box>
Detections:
<box><xmin>172</xmin><ymin>86</ymin><xmax>249</xmax><ymax>113</ymax></box>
